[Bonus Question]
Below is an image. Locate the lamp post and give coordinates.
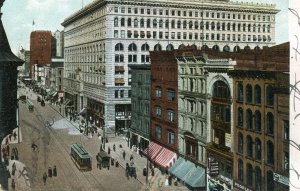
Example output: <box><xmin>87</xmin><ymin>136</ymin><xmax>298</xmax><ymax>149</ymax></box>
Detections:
<box><xmin>16</xmin><ymin>99</ymin><xmax>20</xmax><ymax>143</ymax></box>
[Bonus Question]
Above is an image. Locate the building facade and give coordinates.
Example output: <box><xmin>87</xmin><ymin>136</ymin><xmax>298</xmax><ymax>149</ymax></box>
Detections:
<box><xmin>62</xmin><ymin>0</ymin><xmax>278</xmax><ymax>131</ymax></box>
<box><xmin>128</xmin><ymin>64</ymin><xmax>150</xmax><ymax>149</ymax></box>
<box><xmin>29</xmin><ymin>30</ymin><xmax>52</xmax><ymax>79</ymax></box>
<box><xmin>228</xmin><ymin>43</ymin><xmax>289</xmax><ymax>191</ymax></box>
<box><xmin>52</xmin><ymin>30</ymin><xmax>64</xmax><ymax>58</ymax></box>
<box><xmin>18</xmin><ymin>48</ymin><xmax>30</xmax><ymax>77</ymax></box>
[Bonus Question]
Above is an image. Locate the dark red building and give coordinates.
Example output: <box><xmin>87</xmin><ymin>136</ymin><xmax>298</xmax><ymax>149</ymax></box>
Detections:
<box><xmin>29</xmin><ymin>30</ymin><xmax>52</xmax><ymax>77</ymax></box>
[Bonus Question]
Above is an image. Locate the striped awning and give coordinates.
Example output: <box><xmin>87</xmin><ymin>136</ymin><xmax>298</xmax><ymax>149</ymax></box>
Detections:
<box><xmin>143</xmin><ymin>142</ymin><xmax>163</xmax><ymax>160</ymax></box>
<box><xmin>154</xmin><ymin>147</ymin><xmax>176</xmax><ymax>169</ymax></box>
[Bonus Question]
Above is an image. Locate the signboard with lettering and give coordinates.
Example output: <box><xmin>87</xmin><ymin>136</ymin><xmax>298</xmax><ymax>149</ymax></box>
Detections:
<box><xmin>225</xmin><ymin>133</ymin><xmax>231</xmax><ymax>147</ymax></box>
<box><xmin>208</xmin><ymin>156</ymin><xmax>219</xmax><ymax>176</ymax></box>
<box><xmin>233</xmin><ymin>181</ymin><xmax>252</xmax><ymax>191</ymax></box>
<box><xmin>273</xmin><ymin>172</ymin><xmax>289</xmax><ymax>186</ymax></box>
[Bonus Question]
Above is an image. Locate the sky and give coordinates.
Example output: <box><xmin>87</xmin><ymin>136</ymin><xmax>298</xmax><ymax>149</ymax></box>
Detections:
<box><xmin>1</xmin><ymin>0</ymin><xmax>288</xmax><ymax>54</ymax></box>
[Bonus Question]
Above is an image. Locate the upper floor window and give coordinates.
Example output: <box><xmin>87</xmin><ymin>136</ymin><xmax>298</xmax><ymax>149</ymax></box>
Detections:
<box><xmin>213</xmin><ymin>81</ymin><xmax>230</xmax><ymax>99</ymax></box>
<box><xmin>155</xmin><ymin>86</ymin><xmax>162</xmax><ymax>97</ymax></box>
<box><xmin>246</xmin><ymin>135</ymin><xmax>253</xmax><ymax>158</ymax></box>
<box><xmin>254</xmin><ymin>85</ymin><xmax>261</xmax><ymax>104</ymax></box>
<box><xmin>167</xmin><ymin>109</ymin><xmax>174</xmax><ymax>122</ymax></box>
<box><xmin>266</xmin><ymin>112</ymin><xmax>274</xmax><ymax>135</ymax></box>
<box><xmin>128</xmin><ymin>43</ymin><xmax>137</xmax><ymax>51</ymax></box>
<box><xmin>266</xmin><ymin>85</ymin><xmax>274</xmax><ymax>106</ymax></box>
<box><xmin>266</xmin><ymin>141</ymin><xmax>274</xmax><ymax>165</ymax></box>
<box><xmin>255</xmin><ymin>138</ymin><xmax>261</xmax><ymax>160</ymax></box>
<box><xmin>155</xmin><ymin>125</ymin><xmax>162</xmax><ymax>139</ymax></box>
<box><xmin>167</xmin><ymin>130</ymin><xmax>175</xmax><ymax>144</ymax></box>
<box><xmin>284</xmin><ymin>120</ymin><xmax>289</xmax><ymax>140</ymax></box>
<box><xmin>255</xmin><ymin>167</ymin><xmax>262</xmax><ymax>191</ymax></box>
<box><xmin>141</xmin><ymin>43</ymin><xmax>150</xmax><ymax>51</ymax></box>
<box><xmin>246</xmin><ymin>109</ymin><xmax>253</xmax><ymax>130</ymax></box>
<box><xmin>155</xmin><ymin>106</ymin><xmax>161</xmax><ymax>117</ymax></box>
<box><xmin>115</xmin><ymin>54</ymin><xmax>124</xmax><ymax>62</ymax></box>
<box><xmin>134</xmin><ymin>18</ymin><xmax>138</xmax><ymax>27</ymax></box>
<box><xmin>154</xmin><ymin>44</ymin><xmax>162</xmax><ymax>51</ymax></box>
<box><xmin>115</xmin><ymin>43</ymin><xmax>124</xmax><ymax>51</ymax></box>
<box><xmin>114</xmin><ymin>17</ymin><xmax>118</xmax><ymax>27</ymax></box>
<box><xmin>246</xmin><ymin>163</ymin><xmax>253</xmax><ymax>187</ymax></box>
<box><xmin>167</xmin><ymin>88</ymin><xmax>175</xmax><ymax>101</ymax></box>
<box><xmin>166</xmin><ymin>44</ymin><xmax>174</xmax><ymax>51</ymax></box>
<box><xmin>238</xmin><ymin>159</ymin><xmax>243</xmax><ymax>181</ymax></box>
<box><xmin>267</xmin><ymin>170</ymin><xmax>274</xmax><ymax>191</ymax></box>
<box><xmin>246</xmin><ymin>84</ymin><xmax>252</xmax><ymax>103</ymax></box>
<box><xmin>238</xmin><ymin>107</ymin><xmax>243</xmax><ymax>128</ymax></box>
<box><xmin>237</xmin><ymin>82</ymin><xmax>243</xmax><ymax>102</ymax></box>
<box><xmin>254</xmin><ymin>110</ymin><xmax>261</xmax><ymax>131</ymax></box>
<box><xmin>238</xmin><ymin>132</ymin><xmax>243</xmax><ymax>154</ymax></box>
<box><xmin>127</xmin><ymin>18</ymin><xmax>132</xmax><ymax>27</ymax></box>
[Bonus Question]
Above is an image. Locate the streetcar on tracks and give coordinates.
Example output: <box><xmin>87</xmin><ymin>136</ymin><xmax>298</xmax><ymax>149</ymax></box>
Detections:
<box><xmin>70</xmin><ymin>143</ymin><xmax>92</xmax><ymax>171</ymax></box>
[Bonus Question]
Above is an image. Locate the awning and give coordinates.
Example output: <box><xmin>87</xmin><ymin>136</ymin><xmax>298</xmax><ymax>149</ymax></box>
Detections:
<box><xmin>115</xmin><ymin>78</ymin><xmax>125</xmax><ymax>84</ymax></box>
<box><xmin>153</xmin><ymin>147</ymin><xmax>176</xmax><ymax>169</ymax></box>
<box><xmin>169</xmin><ymin>157</ymin><xmax>205</xmax><ymax>188</ymax></box>
<box><xmin>143</xmin><ymin>142</ymin><xmax>163</xmax><ymax>160</ymax></box>
<box><xmin>115</xmin><ymin>66</ymin><xmax>125</xmax><ymax>72</ymax></box>
<box><xmin>78</xmin><ymin>107</ymin><xmax>86</xmax><ymax>116</ymax></box>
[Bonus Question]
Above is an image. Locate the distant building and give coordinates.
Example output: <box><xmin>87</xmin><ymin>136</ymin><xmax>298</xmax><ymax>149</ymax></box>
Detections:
<box><xmin>29</xmin><ymin>30</ymin><xmax>52</xmax><ymax>80</ymax></box>
<box><xmin>52</xmin><ymin>30</ymin><xmax>64</xmax><ymax>58</ymax></box>
<box><xmin>18</xmin><ymin>48</ymin><xmax>30</xmax><ymax>77</ymax></box>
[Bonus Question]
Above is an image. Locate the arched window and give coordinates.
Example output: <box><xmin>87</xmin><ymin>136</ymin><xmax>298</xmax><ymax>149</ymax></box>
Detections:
<box><xmin>255</xmin><ymin>167</ymin><xmax>262</xmax><ymax>191</ymax></box>
<box><xmin>266</xmin><ymin>112</ymin><xmax>274</xmax><ymax>135</ymax></box>
<box><xmin>254</xmin><ymin>46</ymin><xmax>260</xmax><ymax>50</ymax></box>
<box><xmin>266</xmin><ymin>85</ymin><xmax>274</xmax><ymax>106</ymax></box>
<box><xmin>267</xmin><ymin>170</ymin><xmax>274</xmax><ymax>191</ymax></box>
<box><xmin>114</xmin><ymin>17</ymin><xmax>118</xmax><ymax>27</ymax></box>
<box><xmin>121</xmin><ymin>18</ymin><xmax>125</xmax><ymax>27</ymax></box>
<box><xmin>159</xmin><ymin>19</ymin><xmax>163</xmax><ymax>28</ymax></box>
<box><xmin>155</xmin><ymin>86</ymin><xmax>162</xmax><ymax>97</ymax></box>
<box><xmin>141</xmin><ymin>43</ymin><xmax>150</xmax><ymax>51</ymax></box>
<box><xmin>213</xmin><ymin>81</ymin><xmax>230</xmax><ymax>98</ymax></box>
<box><xmin>238</xmin><ymin>159</ymin><xmax>243</xmax><ymax>181</ymax></box>
<box><xmin>128</xmin><ymin>43</ymin><xmax>137</xmax><ymax>51</ymax></box>
<box><xmin>234</xmin><ymin>45</ymin><xmax>240</xmax><ymax>52</ymax></box>
<box><xmin>206</xmin><ymin>22</ymin><xmax>209</xmax><ymax>30</ymax></box>
<box><xmin>238</xmin><ymin>132</ymin><xmax>243</xmax><ymax>153</ymax></box>
<box><xmin>178</xmin><ymin>44</ymin><xmax>185</xmax><ymax>49</ymax></box>
<box><xmin>189</xmin><ymin>20</ymin><xmax>193</xmax><ymax>29</ymax></box>
<box><xmin>246</xmin><ymin>109</ymin><xmax>253</xmax><ymax>130</ymax></box>
<box><xmin>246</xmin><ymin>135</ymin><xmax>253</xmax><ymax>158</ymax></box>
<box><xmin>165</xmin><ymin>19</ymin><xmax>169</xmax><ymax>28</ymax></box>
<box><xmin>237</xmin><ymin>82</ymin><xmax>243</xmax><ymax>102</ymax></box>
<box><xmin>201</xmin><ymin>45</ymin><xmax>209</xmax><ymax>51</ymax></box>
<box><xmin>147</xmin><ymin>19</ymin><xmax>151</xmax><ymax>28</ymax></box>
<box><xmin>227</xmin><ymin>23</ymin><xmax>231</xmax><ymax>30</ymax></box>
<box><xmin>223</xmin><ymin>45</ymin><xmax>230</xmax><ymax>52</ymax></box>
<box><xmin>246</xmin><ymin>84</ymin><xmax>252</xmax><ymax>103</ymax></box>
<box><xmin>248</xmin><ymin>24</ymin><xmax>251</xmax><ymax>32</ymax></box>
<box><xmin>255</xmin><ymin>138</ymin><xmax>261</xmax><ymax>160</ymax></box>
<box><xmin>244</xmin><ymin>45</ymin><xmax>250</xmax><ymax>50</ymax></box>
<box><xmin>171</xmin><ymin>20</ymin><xmax>175</xmax><ymax>28</ymax></box>
<box><xmin>212</xmin><ymin>45</ymin><xmax>220</xmax><ymax>52</ymax></box>
<box><xmin>211</xmin><ymin>22</ymin><xmax>215</xmax><ymax>30</ymax></box>
<box><xmin>267</xmin><ymin>141</ymin><xmax>274</xmax><ymax>165</ymax></box>
<box><xmin>254</xmin><ymin>110</ymin><xmax>261</xmax><ymax>131</ymax></box>
<box><xmin>183</xmin><ymin>20</ymin><xmax>187</xmax><ymax>29</ymax></box>
<box><xmin>254</xmin><ymin>85</ymin><xmax>261</xmax><ymax>104</ymax></box>
<box><xmin>127</xmin><ymin>18</ymin><xmax>132</xmax><ymax>27</ymax></box>
<box><xmin>154</xmin><ymin>44</ymin><xmax>162</xmax><ymax>51</ymax></box>
<box><xmin>115</xmin><ymin>43</ymin><xmax>124</xmax><ymax>51</ymax></box>
<box><xmin>166</xmin><ymin>44</ymin><xmax>174</xmax><ymax>51</ymax></box>
<box><xmin>191</xmin><ymin>44</ymin><xmax>197</xmax><ymax>50</ymax></box>
<box><xmin>238</xmin><ymin>107</ymin><xmax>243</xmax><ymax>128</ymax></box>
<box><xmin>246</xmin><ymin>163</ymin><xmax>253</xmax><ymax>187</ymax></box>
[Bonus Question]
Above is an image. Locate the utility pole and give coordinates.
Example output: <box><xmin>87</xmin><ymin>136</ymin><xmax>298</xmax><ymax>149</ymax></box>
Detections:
<box><xmin>17</xmin><ymin>99</ymin><xmax>20</xmax><ymax>143</ymax></box>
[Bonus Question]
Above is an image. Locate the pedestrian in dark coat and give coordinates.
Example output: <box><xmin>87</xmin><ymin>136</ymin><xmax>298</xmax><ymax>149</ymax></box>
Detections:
<box><xmin>113</xmin><ymin>144</ymin><xmax>116</xmax><ymax>152</ymax></box>
<box><xmin>11</xmin><ymin>179</ymin><xmax>15</xmax><ymax>190</ymax></box>
<box><xmin>108</xmin><ymin>147</ymin><xmax>111</xmax><ymax>155</ymax></box>
<box><xmin>53</xmin><ymin>165</ymin><xmax>57</xmax><ymax>176</ymax></box>
<box><xmin>43</xmin><ymin>172</ymin><xmax>47</xmax><ymax>185</ymax></box>
<box><xmin>13</xmin><ymin>132</ymin><xmax>17</xmax><ymax>140</ymax></box>
<box><xmin>130</xmin><ymin>154</ymin><xmax>134</xmax><ymax>161</ymax></box>
<box><xmin>123</xmin><ymin>150</ymin><xmax>126</xmax><ymax>160</ymax></box>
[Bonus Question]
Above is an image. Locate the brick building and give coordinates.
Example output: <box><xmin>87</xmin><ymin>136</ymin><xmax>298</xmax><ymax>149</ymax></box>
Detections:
<box><xmin>29</xmin><ymin>30</ymin><xmax>52</xmax><ymax>80</ymax></box>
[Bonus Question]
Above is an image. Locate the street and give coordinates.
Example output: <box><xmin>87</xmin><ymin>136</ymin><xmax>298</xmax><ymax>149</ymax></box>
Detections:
<box><xmin>11</xmin><ymin>88</ymin><xmax>143</xmax><ymax>191</ymax></box>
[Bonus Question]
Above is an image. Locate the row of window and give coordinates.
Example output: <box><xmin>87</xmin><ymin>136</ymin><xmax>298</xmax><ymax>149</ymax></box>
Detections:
<box><xmin>113</xmin><ymin>6</ymin><xmax>271</xmax><ymax>22</ymax></box>
<box><xmin>155</xmin><ymin>106</ymin><xmax>175</xmax><ymax>122</ymax></box>
<box><xmin>237</xmin><ymin>109</ymin><xmax>274</xmax><ymax>135</ymax></box>
<box><xmin>237</xmin><ymin>83</ymin><xmax>274</xmax><ymax>106</ymax></box>
<box><xmin>114</xmin><ymin>90</ymin><xmax>131</xmax><ymax>98</ymax></box>
<box><xmin>115</xmin><ymin>30</ymin><xmax>272</xmax><ymax>42</ymax></box>
<box><xmin>114</xmin><ymin>18</ymin><xmax>271</xmax><ymax>33</ymax></box>
<box><xmin>155</xmin><ymin>87</ymin><xmax>175</xmax><ymax>101</ymax></box>
<box><xmin>155</xmin><ymin>125</ymin><xmax>175</xmax><ymax>144</ymax></box>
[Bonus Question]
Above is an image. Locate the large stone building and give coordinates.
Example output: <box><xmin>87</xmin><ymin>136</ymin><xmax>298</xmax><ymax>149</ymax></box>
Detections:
<box><xmin>52</xmin><ymin>30</ymin><xmax>64</xmax><ymax>58</ymax></box>
<box><xmin>61</xmin><ymin>0</ymin><xmax>278</xmax><ymax>131</ymax></box>
<box><xmin>228</xmin><ymin>43</ymin><xmax>289</xmax><ymax>191</ymax></box>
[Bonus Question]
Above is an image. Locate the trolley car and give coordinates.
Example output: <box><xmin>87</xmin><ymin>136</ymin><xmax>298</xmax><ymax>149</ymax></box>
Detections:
<box><xmin>70</xmin><ymin>143</ymin><xmax>92</xmax><ymax>171</ymax></box>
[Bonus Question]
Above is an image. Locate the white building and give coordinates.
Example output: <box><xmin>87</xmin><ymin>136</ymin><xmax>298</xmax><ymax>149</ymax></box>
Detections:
<box><xmin>62</xmin><ymin>0</ymin><xmax>278</xmax><ymax>130</ymax></box>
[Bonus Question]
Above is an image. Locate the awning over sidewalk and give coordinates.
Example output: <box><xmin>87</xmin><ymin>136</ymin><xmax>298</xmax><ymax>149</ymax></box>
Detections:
<box><xmin>143</xmin><ymin>142</ymin><xmax>163</xmax><ymax>160</ymax></box>
<box><xmin>169</xmin><ymin>157</ymin><xmax>205</xmax><ymax>188</ymax></box>
<box><xmin>154</xmin><ymin>147</ymin><xmax>176</xmax><ymax>169</ymax></box>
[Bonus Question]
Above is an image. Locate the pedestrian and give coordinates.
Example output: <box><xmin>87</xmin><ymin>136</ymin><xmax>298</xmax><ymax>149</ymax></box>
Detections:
<box><xmin>108</xmin><ymin>147</ymin><xmax>111</xmax><ymax>155</ymax></box>
<box><xmin>11</xmin><ymin>179</ymin><xmax>15</xmax><ymax>190</ymax></box>
<box><xmin>106</xmin><ymin>137</ymin><xmax>108</xmax><ymax>143</ymax></box>
<box><xmin>12</xmin><ymin>162</ymin><xmax>16</xmax><ymax>176</ymax></box>
<box><xmin>125</xmin><ymin>163</ymin><xmax>129</xmax><ymax>179</ymax></box>
<box><xmin>48</xmin><ymin>167</ymin><xmax>52</xmax><ymax>177</ymax></box>
<box><xmin>123</xmin><ymin>150</ymin><xmax>126</xmax><ymax>160</ymax></box>
<box><xmin>130</xmin><ymin>154</ymin><xmax>133</xmax><ymax>161</ymax></box>
<box><xmin>53</xmin><ymin>165</ymin><xmax>57</xmax><ymax>177</ymax></box>
<box><xmin>113</xmin><ymin>144</ymin><xmax>116</xmax><ymax>152</ymax></box>
<box><xmin>43</xmin><ymin>172</ymin><xmax>47</xmax><ymax>185</ymax></box>
<box><xmin>13</xmin><ymin>132</ymin><xmax>17</xmax><ymax>140</ymax></box>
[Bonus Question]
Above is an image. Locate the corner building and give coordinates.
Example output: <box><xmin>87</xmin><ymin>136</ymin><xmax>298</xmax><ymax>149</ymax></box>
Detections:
<box><xmin>62</xmin><ymin>0</ymin><xmax>278</xmax><ymax>130</ymax></box>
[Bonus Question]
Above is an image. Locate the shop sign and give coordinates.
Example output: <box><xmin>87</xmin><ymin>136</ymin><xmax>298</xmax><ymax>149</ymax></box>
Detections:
<box><xmin>219</xmin><ymin>175</ymin><xmax>233</xmax><ymax>186</ymax></box>
<box><xmin>233</xmin><ymin>181</ymin><xmax>252</xmax><ymax>191</ymax></box>
<box><xmin>208</xmin><ymin>156</ymin><xmax>219</xmax><ymax>176</ymax></box>
<box><xmin>58</xmin><ymin>92</ymin><xmax>64</xmax><ymax>97</ymax></box>
<box><xmin>225</xmin><ymin>133</ymin><xmax>231</xmax><ymax>147</ymax></box>
<box><xmin>273</xmin><ymin>172</ymin><xmax>289</xmax><ymax>186</ymax></box>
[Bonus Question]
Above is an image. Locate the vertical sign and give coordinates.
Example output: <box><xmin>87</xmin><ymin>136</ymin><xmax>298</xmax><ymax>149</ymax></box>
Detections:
<box><xmin>289</xmin><ymin>1</ymin><xmax>300</xmax><ymax>190</ymax></box>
